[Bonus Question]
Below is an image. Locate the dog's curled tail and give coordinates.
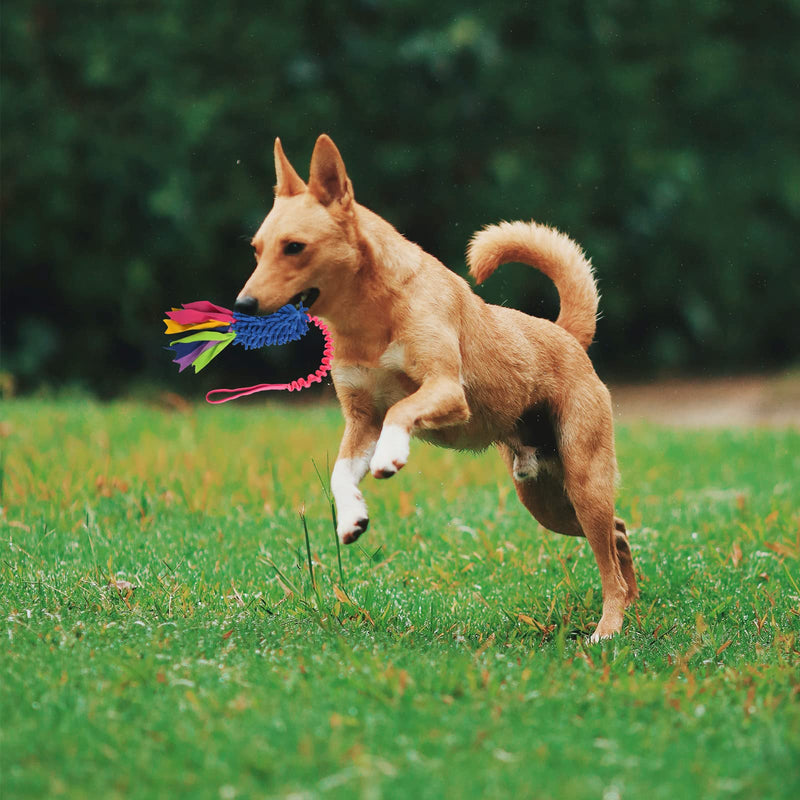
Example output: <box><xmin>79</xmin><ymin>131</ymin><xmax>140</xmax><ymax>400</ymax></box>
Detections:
<box><xmin>467</xmin><ymin>220</ymin><xmax>599</xmax><ymax>350</ymax></box>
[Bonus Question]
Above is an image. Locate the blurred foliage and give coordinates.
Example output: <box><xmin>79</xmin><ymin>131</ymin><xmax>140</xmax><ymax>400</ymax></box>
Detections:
<box><xmin>2</xmin><ymin>0</ymin><xmax>799</xmax><ymax>394</ymax></box>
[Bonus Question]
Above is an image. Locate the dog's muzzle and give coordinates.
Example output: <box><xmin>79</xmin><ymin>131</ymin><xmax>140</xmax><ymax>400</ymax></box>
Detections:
<box><xmin>233</xmin><ymin>296</ymin><xmax>259</xmax><ymax>315</ymax></box>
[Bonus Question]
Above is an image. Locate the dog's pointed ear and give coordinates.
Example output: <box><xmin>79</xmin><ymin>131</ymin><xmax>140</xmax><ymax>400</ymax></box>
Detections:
<box><xmin>274</xmin><ymin>138</ymin><xmax>307</xmax><ymax>197</ymax></box>
<box><xmin>308</xmin><ymin>134</ymin><xmax>353</xmax><ymax>207</ymax></box>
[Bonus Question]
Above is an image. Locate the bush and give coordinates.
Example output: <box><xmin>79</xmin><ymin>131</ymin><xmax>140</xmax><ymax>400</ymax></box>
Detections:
<box><xmin>3</xmin><ymin>0</ymin><xmax>799</xmax><ymax>394</ymax></box>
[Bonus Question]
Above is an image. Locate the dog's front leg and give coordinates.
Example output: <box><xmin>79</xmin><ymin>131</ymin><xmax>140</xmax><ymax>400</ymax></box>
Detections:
<box><xmin>371</xmin><ymin>375</ymin><xmax>469</xmax><ymax>478</ymax></box>
<box><xmin>331</xmin><ymin>405</ymin><xmax>382</xmax><ymax>544</ymax></box>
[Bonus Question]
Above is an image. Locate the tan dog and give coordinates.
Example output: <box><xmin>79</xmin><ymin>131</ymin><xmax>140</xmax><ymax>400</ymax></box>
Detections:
<box><xmin>237</xmin><ymin>135</ymin><xmax>639</xmax><ymax>641</ymax></box>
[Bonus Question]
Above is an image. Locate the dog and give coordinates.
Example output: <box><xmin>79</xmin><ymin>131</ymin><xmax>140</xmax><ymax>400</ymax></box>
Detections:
<box><xmin>235</xmin><ymin>135</ymin><xmax>639</xmax><ymax>641</ymax></box>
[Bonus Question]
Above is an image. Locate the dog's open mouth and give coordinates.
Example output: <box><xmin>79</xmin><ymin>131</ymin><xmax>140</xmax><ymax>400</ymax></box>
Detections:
<box><xmin>289</xmin><ymin>288</ymin><xmax>320</xmax><ymax>310</ymax></box>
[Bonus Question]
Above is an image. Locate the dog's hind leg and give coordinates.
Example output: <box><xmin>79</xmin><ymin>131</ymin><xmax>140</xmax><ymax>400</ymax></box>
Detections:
<box><xmin>499</xmin><ymin>440</ymin><xmax>636</xmax><ymax>641</ymax></box>
<box><xmin>556</xmin><ymin>408</ymin><xmax>629</xmax><ymax>642</ymax></box>
<box><xmin>331</xmin><ymin>392</ymin><xmax>382</xmax><ymax>545</ymax></box>
<box><xmin>498</xmin><ymin>444</ymin><xmax>584</xmax><ymax>537</ymax></box>
<box><xmin>614</xmin><ymin>517</ymin><xmax>639</xmax><ymax>604</ymax></box>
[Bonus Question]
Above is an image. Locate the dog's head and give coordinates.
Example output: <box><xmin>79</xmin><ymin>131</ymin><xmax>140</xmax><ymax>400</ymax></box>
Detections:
<box><xmin>235</xmin><ymin>135</ymin><xmax>360</xmax><ymax>317</ymax></box>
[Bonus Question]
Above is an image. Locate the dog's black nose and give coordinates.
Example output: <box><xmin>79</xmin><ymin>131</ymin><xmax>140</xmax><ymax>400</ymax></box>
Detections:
<box><xmin>233</xmin><ymin>296</ymin><xmax>259</xmax><ymax>315</ymax></box>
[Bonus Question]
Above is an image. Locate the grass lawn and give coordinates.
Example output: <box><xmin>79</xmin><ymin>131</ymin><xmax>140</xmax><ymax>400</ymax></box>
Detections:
<box><xmin>1</xmin><ymin>398</ymin><xmax>799</xmax><ymax>799</ymax></box>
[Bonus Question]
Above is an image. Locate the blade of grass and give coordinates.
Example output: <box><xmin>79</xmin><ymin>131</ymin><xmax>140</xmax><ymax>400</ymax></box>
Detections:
<box><xmin>299</xmin><ymin>506</ymin><xmax>320</xmax><ymax>605</ymax></box>
<box><xmin>257</xmin><ymin>556</ymin><xmax>302</xmax><ymax>597</ymax></box>
<box><xmin>312</xmin><ymin>456</ymin><xmax>344</xmax><ymax>585</ymax></box>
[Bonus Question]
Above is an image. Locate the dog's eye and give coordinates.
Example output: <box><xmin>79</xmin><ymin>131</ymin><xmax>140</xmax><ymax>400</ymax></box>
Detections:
<box><xmin>283</xmin><ymin>242</ymin><xmax>306</xmax><ymax>256</ymax></box>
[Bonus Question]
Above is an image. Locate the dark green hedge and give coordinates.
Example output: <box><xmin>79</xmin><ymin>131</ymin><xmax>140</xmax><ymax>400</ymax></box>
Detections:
<box><xmin>3</xmin><ymin>0</ymin><xmax>799</xmax><ymax>394</ymax></box>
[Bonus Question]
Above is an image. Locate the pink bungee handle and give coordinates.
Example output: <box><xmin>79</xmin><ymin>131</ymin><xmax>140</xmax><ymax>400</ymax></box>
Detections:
<box><xmin>205</xmin><ymin>315</ymin><xmax>333</xmax><ymax>404</ymax></box>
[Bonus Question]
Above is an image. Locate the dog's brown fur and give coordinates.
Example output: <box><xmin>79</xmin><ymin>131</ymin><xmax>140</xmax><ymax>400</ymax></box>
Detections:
<box><xmin>238</xmin><ymin>135</ymin><xmax>639</xmax><ymax>640</ymax></box>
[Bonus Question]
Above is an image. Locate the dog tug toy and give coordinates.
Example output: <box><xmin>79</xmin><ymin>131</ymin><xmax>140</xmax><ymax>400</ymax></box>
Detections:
<box><xmin>163</xmin><ymin>300</ymin><xmax>333</xmax><ymax>403</ymax></box>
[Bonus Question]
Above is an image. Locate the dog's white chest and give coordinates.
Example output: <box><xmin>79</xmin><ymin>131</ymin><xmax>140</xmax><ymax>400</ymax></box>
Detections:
<box><xmin>332</xmin><ymin>342</ymin><xmax>413</xmax><ymax>410</ymax></box>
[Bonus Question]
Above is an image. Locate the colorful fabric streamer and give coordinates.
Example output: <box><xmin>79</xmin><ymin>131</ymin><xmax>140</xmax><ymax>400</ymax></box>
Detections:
<box><xmin>163</xmin><ymin>300</ymin><xmax>333</xmax><ymax>403</ymax></box>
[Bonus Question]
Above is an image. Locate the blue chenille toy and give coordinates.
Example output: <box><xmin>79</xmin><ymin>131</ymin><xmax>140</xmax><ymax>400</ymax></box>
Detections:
<box><xmin>163</xmin><ymin>300</ymin><xmax>333</xmax><ymax>403</ymax></box>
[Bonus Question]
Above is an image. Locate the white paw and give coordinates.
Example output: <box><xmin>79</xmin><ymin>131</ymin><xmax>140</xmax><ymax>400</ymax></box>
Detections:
<box><xmin>370</xmin><ymin>424</ymin><xmax>410</xmax><ymax>479</ymax></box>
<box><xmin>336</xmin><ymin>492</ymin><xmax>369</xmax><ymax>544</ymax></box>
<box><xmin>513</xmin><ymin>449</ymin><xmax>539</xmax><ymax>481</ymax></box>
<box><xmin>331</xmin><ymin>455</ymin><xmax>372</xmax><ymax>544</ymax></box>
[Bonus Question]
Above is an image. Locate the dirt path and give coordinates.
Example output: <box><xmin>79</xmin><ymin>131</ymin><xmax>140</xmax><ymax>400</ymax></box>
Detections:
<box><xmin>610</xmin><ymin>371</ymin><xmax>800</xmax><ymax>427</ymax></box>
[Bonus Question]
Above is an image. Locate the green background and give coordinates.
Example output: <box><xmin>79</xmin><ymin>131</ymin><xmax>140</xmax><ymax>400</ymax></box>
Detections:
<box><xmin>3</xmin><ymin>0</ymin><xmax>799</xmax><ymax>394</ymax></box>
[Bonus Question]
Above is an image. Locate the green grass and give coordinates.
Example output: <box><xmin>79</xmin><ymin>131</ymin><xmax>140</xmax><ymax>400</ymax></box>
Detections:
<box><xmin>1</xmin><ymin>398</ymin><xmax>799</xmax><ymax>800</ymax></box>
